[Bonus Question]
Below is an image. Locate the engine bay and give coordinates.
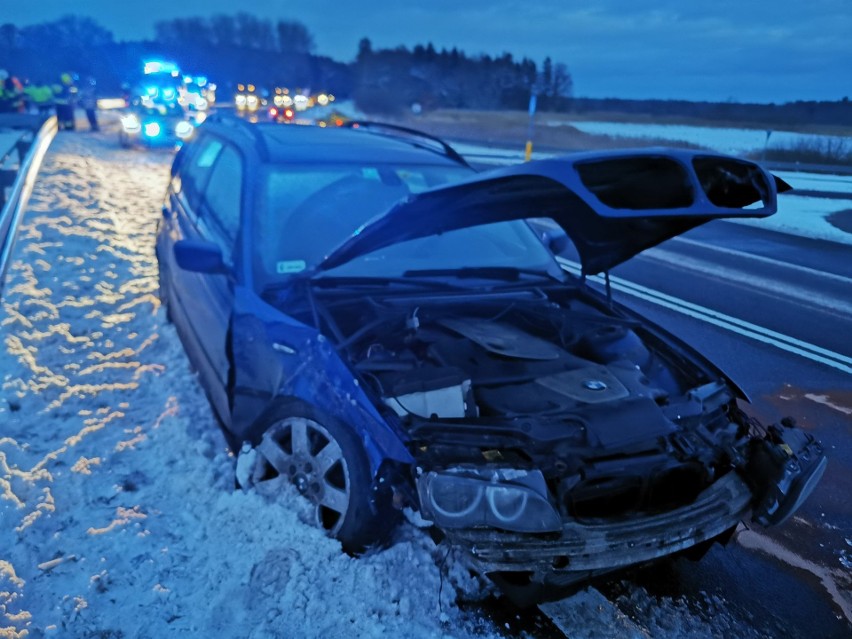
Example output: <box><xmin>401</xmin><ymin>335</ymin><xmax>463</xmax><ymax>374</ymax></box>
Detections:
<box><xmin>310</xmin><ymin>286</ymin><xmax>747</xmax><ymax>519</ymax></box>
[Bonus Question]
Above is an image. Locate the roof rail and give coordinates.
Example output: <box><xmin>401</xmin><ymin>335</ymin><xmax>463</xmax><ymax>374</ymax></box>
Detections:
<box><xmin>342</xmin><ymin>121</ymin><xmax>470</xmax><ymax>167</ymax></box>
<box><xmin>203</xmin><ymin>111</ymin><xmax>271</xmax><ymax>161</ymax></box>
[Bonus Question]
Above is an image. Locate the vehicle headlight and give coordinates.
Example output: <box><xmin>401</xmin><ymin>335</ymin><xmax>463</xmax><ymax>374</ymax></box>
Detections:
<box><xmin>418</xmin><ymin>468</ymin><xmax>562</xmax><ymax>533</ymax></box>
<box><xmin>121</xmin><ymin>114</ymin><xmax>140</xmax><ymax>132</ymax></box>
<box><xmin>175</xmin><ymin>121</ymin><xmax>194</xmax><ymax>140</ymax></box>
<box><xmin>143</xmin><ymin>122</ymin><xmax>161</xmax><ymax>137</ymax></box>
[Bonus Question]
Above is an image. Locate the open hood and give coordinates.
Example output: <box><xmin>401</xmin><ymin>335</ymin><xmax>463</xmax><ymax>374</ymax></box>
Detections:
<box><xmin>317</xmin><ymin>148</ymin><xmax>790</xmax><ymax>276</ymax></box>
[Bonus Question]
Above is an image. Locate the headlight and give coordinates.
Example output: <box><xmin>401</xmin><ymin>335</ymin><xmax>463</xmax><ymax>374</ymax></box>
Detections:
<box><xmin>175</xmin><ymin>121</ymin><xmax>194</xmax><ymax>140</ymax></box>
<box><xmin>143</xmin><ymin>122</ymin><xmax>161</xmax><ymax>138</ymax></box>
<box><xmin>121</xmin><ymin>114</ymin><xmax>140</xmax><ymax>132</ymax></box>
<box><xmin>418</xmin><ymin>468</ymin><xmax>562</xmax><ymax>533</ymax></box>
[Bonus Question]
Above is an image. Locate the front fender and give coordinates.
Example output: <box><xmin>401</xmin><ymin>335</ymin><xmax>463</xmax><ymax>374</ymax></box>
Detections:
<box><xmin>229</xmin><ymin>286</ymin><xmax>413</xmax><ymax>475</ymax></box>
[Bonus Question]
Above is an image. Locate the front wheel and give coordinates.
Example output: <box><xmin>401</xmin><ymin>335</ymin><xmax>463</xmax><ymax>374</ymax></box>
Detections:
<box><xmin>156</xmin><ymin>250</ymin><xmax>173</xmax><ymax>323</ymax></box>
<box><xmin>253</xmin><ymin>410</ymin><xmax>395</xmax><ymax>552</ymax></box>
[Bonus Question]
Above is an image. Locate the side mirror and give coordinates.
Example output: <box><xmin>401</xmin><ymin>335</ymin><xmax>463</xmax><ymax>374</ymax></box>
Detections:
<box><xmin>541</xmin><ymin>229</ymin><xmax>571</xmax><ymax>256</ymax></box>
<box><xmin>173</xmin><ymin>240</ymin><xmax>228</xmax><ymax>274</ymax></box>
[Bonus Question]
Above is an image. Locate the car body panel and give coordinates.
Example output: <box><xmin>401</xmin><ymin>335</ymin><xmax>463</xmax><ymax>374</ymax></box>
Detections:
<box><xmin>229</xmin><ymin>285</ymin><xmax>415</xmax><ymax>471</ymax></box>
<box><xmin>318</xmin><ymin>149</ymin><xmax>785</xmax><ymax>275</ymax></box>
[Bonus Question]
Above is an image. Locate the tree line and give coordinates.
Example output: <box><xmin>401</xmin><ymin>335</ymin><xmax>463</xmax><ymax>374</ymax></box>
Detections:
<box><xmin>352</xmin><ymin>39</ymin><xmax>571</xmax><ymax>113</ymax></box>
<box><xmin>0</xmin><ymin>13</ymin><xmax>572</xmax><ymax>114</ymax></box>
<box><xmin>1</xmin><ymin>13</ymin><xmax>850</xmax><ymax>127</ymax></box>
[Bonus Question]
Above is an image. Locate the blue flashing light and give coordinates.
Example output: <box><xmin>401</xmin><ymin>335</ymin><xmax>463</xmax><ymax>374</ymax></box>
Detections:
<box><xmin>145</xmin><ymin>86</ymin><xmax>158</xmax><ymax>97</ymax></box>
<box><xmin>162</xmin><ymin>88</ymin><xmax>176</xmax><ymax>100</ymax></box>
<box><xmin>144</xmin><ymin>60</ymin><xmax>179</xmax><ymax>75</ymax></box>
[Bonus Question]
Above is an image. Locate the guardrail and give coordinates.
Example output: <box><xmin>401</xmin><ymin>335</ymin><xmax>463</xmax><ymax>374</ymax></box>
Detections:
<box><xmin>0</xmin><ymin>114</ymin><xmax>58</xmax><ymax>296</ymax></box>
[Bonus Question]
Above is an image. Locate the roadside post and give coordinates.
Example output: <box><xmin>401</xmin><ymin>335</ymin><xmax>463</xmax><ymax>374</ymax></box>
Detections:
<box><xmin>525</xmin><ymin>93</ymin><xmax>537</xmax><ymax>162</ymax></box>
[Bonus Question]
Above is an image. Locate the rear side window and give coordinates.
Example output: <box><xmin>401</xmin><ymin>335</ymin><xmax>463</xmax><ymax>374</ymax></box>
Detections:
<box><xmin>198</xmin><ymin>145</ymin><xmax>243</xmax><ymax>262</ymax></box>
<box><xmin>182</xmin><ymin>137</ymin><xmax>223</xmax><ymax>209</ymax></box>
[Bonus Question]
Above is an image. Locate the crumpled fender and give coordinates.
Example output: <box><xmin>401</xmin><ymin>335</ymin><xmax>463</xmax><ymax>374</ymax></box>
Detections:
<box><xmin>229</xmin><ymin>285</ymin><xmax>413</xmax><ymax>475</ymax></box>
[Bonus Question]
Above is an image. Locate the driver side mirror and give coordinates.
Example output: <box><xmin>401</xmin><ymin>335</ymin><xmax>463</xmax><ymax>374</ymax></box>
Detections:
<box><xmin>541</xmin><ymin>229</ymin><xmax>571</xmax><ymax>256</ymax></box>
<box><xmin>173</xmin><ymin>239</ymin><xmax>228</xmax><ymax>274</ymax></box>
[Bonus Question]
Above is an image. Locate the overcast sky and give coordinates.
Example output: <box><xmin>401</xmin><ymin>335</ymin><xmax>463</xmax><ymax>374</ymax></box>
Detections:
<box><xmin>4</xmin><ymin>1</ymin><xmax>851</xmax><ymax>103</ymax></box>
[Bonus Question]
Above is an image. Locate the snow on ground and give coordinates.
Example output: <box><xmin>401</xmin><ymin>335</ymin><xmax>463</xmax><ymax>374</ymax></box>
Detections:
<box><xmin>727</xmin><ymin>195</ymin><xmax>852</xmax><ymax>246</ymax></box>
<box><xmin>0</xmin><ymin>129</ymin><xmax>803</xmax><ymax>639</ymax></box>
<box><xmin>0</xmin><ymin>132</ymin><xmax>494</xmax><ymax>639</ymax></box>
<box><xmin>564</xmin><ymin>121</ymin><xmax>848</xmax><ymax>157</ymax></box>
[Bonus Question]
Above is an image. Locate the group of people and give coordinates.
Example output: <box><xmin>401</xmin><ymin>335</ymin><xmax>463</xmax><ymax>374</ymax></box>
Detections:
<box><xmin>0</xmin><ymin>70</ymin><xmax>99</xmax><ymax>132</ymax></box>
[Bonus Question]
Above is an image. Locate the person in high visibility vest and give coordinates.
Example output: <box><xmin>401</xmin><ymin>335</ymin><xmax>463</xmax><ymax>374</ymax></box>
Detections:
<box><xmin>24</xmin><ymin>82</ymin><xmax>55</xmax><ymax>115</ymax></box>
<box><xmin>0</xmin><ymin>70</ymin><xmax>10</xmax><ymax>113</ymax></box>
<box><xmin>54</xmin><ymin>73</ymin><xmax>78</xmax><ymax>130</ymax></box>
<box><xmin>0</xmin><ymin>70</ymin><xmax>24</xmax><ymax>113</ymax></box>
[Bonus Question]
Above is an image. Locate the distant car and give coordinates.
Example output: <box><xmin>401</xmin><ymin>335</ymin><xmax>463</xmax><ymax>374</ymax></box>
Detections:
<box><xmin>156</xmin><ymin>118</ymin><xmax>826</xmax><ymax>605</ymax></box>
<box><xmin>119</xmin><ymin>105</ymin><xmax>202</xmax><ymax>148</ymax></box>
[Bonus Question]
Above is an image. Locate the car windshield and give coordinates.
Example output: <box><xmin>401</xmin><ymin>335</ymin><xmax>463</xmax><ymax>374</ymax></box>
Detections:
<box><xmin>254</xmin><ymin>163</ymin><xmax>558</xmax><ymax>288</ymax></box>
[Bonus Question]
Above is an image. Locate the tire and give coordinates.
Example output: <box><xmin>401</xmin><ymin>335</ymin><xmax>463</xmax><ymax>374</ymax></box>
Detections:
<box><xmin>119</xmin><ymin>131</ymin><xmax>132</xmax><ymax>148</ymax></box>
<box><xmin>252</xmin><ymin>406</ymin><xmax>396</xmax><ymax>552</ymax></box>
<box><xmin>156</xmin><ymin>254</ymin><xmax>173</xmax><ymax>323</ymax></box>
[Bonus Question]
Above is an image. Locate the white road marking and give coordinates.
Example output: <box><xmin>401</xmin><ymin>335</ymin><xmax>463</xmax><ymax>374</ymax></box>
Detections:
<box><xmin>668</xmin><ymin>236</ymin><xmax>852</xmax><ymax>288</ymax></box>
<box><xmin>557</xmin><ymin>257</ymin><xmax>852</xmax><ymax>375</ymax></box>
<box><xmin>804</xmin><ymin>393</ymin><xmax>852</xmax><ymax>416</ymax></box>
<box><xmin>641</xmin><ymin>246</ymin><xmax>852</xmax><ymax>317</ymax></box>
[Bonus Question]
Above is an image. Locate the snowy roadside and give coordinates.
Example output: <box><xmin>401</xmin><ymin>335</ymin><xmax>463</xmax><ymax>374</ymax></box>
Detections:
<box><xmin>0</xmin><ymin>132</ymin><xmax>494</xmax><ymax>639</ymax></box>
<box><xmin>0</xmin><ymin>130</ymin><xmax>798</xmax><ymax>639</ymax></box>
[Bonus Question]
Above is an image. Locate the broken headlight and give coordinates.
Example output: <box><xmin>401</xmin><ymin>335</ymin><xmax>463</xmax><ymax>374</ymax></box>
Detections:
<box><xmin>417</xmin><ymin>468</ymin><xmax>562</xmax><ymax>533</ymax></box>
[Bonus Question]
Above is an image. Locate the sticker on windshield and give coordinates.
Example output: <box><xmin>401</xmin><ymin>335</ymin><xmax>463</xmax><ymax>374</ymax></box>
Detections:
<box><xmin>276</xmin><ymin>260</ymin><xmax>307</xmax><ymax>274</ymax></box>
<box><xmin>361</xmin><ymin>167</ymin><xmax>380</xmax><ymax>181</ymax></box>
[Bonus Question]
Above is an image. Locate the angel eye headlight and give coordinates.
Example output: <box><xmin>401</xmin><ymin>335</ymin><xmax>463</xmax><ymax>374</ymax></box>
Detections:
<box><xmin>486</xmin><ymin>486</ymin><xmax>529</xmax><ymax>523</ymax></box>
<box><xmin>419</xmin><ymin>469</ymin><xmax>562</xmax><ymax>533</ymax></box>
<box><xmin>428</xmin><ymin>475</ymin><xmax>483</xmax><ymax>518</ymax></box>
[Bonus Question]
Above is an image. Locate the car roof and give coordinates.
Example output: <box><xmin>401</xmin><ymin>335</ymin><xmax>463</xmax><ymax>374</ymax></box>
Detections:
<box><xmin>203</xmin><ymin>119</ymin><xmax>469</xmax><ymax>167</ymax></box>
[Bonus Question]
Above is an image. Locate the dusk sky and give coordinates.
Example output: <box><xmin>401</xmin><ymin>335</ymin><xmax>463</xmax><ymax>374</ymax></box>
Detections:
<box><xmin>4</xmin><ymin>1</ymin><xmax>851</xmax><ymax>103</ymax></box>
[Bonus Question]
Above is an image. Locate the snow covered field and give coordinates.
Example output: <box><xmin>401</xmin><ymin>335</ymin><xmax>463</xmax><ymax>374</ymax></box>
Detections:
<box><xmin>0</xmin><ymin>131</ymin><xmax>825</xmax><ymax>638</ymax></box>
<box><xmin>564</xmin><ymin>121</ymin><xmax>849</xmax><ymax>157</ymax></box>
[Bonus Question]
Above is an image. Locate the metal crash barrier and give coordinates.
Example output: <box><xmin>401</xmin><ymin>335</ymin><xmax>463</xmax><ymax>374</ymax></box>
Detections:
<box><xmin>0</xmin><ymin>113</ymin><xmax>58</xmax><ymax>296</ymax></box>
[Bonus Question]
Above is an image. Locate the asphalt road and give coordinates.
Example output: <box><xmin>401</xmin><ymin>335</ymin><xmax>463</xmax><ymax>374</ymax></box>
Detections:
<box><xmin>566</xmin><ymin>218</ymin><xmax>852</xmax><ymax>637</ymax></box>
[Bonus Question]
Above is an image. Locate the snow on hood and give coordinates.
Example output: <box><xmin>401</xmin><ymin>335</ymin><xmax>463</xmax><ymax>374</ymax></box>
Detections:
<box><xmin>318</xmin><ymin>148</ymin><xmax>790</xmax><ymax>275</ymax></box>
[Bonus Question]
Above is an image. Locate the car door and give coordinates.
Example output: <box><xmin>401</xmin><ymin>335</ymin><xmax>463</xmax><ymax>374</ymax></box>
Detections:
<box><xmin>167</xmin><ymin>136</ymin><xmax>243</xmax><ymax>425</ymax></box>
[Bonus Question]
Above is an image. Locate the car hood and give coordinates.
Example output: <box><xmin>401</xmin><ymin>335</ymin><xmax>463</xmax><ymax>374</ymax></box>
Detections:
<box><xmin>317</xmin><ymin>148</ymin><xmax>790</xmax><ymax>275</ymax></box>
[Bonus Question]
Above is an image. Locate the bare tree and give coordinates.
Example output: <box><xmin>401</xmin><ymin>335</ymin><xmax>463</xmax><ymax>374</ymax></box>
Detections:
<box><xmin>20</xmin><ymin>15</ymin><xmax>113</xmax><ymax>49</ymax></box>
<box><xmin>276</xmin><ymin>20</ymin><xmax>314</xmax><ymax>54</ymax></box>
<box><xmin>210</xmin><ymin>15</ymin><xmax>237</xmax><ymax>47</ymax></box>
<box><xmin>552</xmin><ymin>62</ymin><xmax>573</xmax><ymax>98</ymax></box>
<box><xmin>0</xmin><ymin>23</ymin><xmax>19</xmax><ymax>49</ymax></box>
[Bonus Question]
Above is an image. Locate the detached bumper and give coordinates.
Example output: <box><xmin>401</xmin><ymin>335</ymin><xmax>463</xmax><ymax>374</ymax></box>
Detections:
<box><xmin>446</xmin><ymin>471</ymin><xmax>751</xmax><ymax>580</ymax></box>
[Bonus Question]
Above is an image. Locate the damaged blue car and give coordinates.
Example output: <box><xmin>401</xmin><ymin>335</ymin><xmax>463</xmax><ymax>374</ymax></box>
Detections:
<box><xmin>155</xmin><ymin>117</ymin><xmax>826</xmax><ymax>604</ymax></box>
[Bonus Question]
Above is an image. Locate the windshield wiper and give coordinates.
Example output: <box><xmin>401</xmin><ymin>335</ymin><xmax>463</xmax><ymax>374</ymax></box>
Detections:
<box><xmin>403</xmin><ymin>266</ymin><xmax>562</xmax><ymax>283</ymax></box>
<box><xmin>310</xmin><ymin>274</ymin><xmax>466</xmax><ymax>290</ymax></box>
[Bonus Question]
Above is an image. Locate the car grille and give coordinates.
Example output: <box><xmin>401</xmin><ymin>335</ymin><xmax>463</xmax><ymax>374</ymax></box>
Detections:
<box><xmin>566</xmin><ymin>462</ymin><xmax>708</xmax><ymax>520</ymax></box>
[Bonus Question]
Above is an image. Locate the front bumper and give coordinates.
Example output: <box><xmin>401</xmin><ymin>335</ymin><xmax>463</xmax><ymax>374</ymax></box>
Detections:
<box><xmin>444</xmin><ymin>470</ymin><xmax>751</xmax><ymax>581</ymax></box>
